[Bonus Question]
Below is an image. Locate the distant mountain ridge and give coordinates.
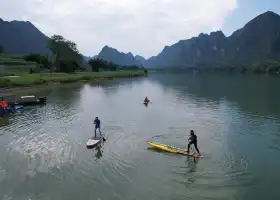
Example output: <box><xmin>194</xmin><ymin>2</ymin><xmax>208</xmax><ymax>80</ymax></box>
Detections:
<box><xmin>0</xmin><ymin>18</ymin><xmax>50</xmax><ymax>54</ymax></box>
<box><xmin>96</xmin><ymin>45</ymin><xmax>143</xmax><ymax>66</ymax></box>
<box><xmin>135</xmin><ymin>55</ymin><xmax>146</xmax><ymax>65</ymax></box>
<box><xmin>145</xmin><ymin>11</ymin><xmax>280</xmax><ymax>68</ymax></box>
<box><xmin>1</xmin><ymin>11</ymin><xmax>280</xmax><ymax>69</ymax></box>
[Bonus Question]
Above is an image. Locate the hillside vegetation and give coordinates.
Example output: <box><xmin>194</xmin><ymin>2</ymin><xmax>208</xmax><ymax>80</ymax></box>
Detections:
<box><xmin>145</xmin><ymin>11</ymin><xmax>280</xmax><ymax>73</ymax></box>
<box><xmin>0</xmin><ymin>34</ymin><xmax>147</xmax><ymax>88</ymax></box>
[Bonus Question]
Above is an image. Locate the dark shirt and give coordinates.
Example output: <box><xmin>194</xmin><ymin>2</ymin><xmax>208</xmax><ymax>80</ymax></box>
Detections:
<box><xmin>189</xmin><ymin>134</ymin><xmax>197</xmax><ymax>143</ymax></box>
<box><xmin>94</xmin><ymin>119</ymin><xmax>100</xmax><ymax>128</ymax></box>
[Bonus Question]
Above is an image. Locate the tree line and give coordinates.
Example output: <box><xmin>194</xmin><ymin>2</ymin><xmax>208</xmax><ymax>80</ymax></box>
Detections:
<box><xmin>180</xmin><ymin>61</ymin><xmax>280</xmax><ymax>75</ymax></box>
<box><xmin>88</xmin><ymin>58</ymin><xmax>146</xmax><ymax>72</ymax></box>
<box><xmin>0</xmin><ymin>35</ymin><xmax>146</xmax><ymax>73</ymax></box>
<box><xmin>5</xmin><ymin>34</ymin><xmax>280</xmax><ymax>75</ymax></box>
<box><xmin>0</xmin><ymin>45</ymin><xmax>3</xmax><ymax>55</ymax></box>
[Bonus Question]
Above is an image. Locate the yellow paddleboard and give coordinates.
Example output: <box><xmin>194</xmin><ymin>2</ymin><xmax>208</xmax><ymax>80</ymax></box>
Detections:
<box><xmin>147</xmin><ymin>141</ymin><xmax>202</xmax><ymax>158</ymax></box>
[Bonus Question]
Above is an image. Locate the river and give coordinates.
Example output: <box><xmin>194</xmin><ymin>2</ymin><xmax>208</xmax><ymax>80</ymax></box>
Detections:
<box><xmin>0</xmin><ymin>73</ymin><xmax>280</xmax><ymax>200</ymax></box>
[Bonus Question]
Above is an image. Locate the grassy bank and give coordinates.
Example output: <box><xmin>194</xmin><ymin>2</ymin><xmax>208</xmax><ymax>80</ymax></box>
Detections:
<box><xmin>0</xmin><ymin>71</ymin><xmax>147</xmax><ymax>88</ymax></box>
<box><xmin>0</xmin><ymin>54</ymin><xmax>40</xmax><ymax>75</ymax></box>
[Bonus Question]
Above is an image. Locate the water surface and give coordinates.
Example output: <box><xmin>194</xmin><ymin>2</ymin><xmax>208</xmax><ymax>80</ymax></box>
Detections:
<box><xmin>1</xmin><ymin>73</ymin><xmax>280</xmax><ymax>200</ymax></box>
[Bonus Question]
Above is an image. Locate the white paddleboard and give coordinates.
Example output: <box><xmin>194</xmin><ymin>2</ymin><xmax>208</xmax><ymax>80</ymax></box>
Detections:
<box><xmin>86</xmin><ymin>134</ymin><xmax>105</xmax><ymax>148</ymax></box>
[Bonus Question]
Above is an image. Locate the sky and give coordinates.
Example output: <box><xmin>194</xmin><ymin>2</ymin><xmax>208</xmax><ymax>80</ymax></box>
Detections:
<box><xmin>1</xmin><ymin>0</ymin><xmax>280</xmax><ymax>58</ymax></box>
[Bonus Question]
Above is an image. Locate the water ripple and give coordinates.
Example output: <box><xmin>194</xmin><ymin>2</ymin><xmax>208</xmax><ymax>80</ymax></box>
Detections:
<box><xmin>1</xmin><ymin>76</ymin><xmax>280</xmax><ymax>200</ymax></box>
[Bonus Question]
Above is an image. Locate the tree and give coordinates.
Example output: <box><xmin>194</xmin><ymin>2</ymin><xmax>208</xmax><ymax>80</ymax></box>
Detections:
<box><xmin>0</xmin><ymin>45</ymin><xmax>3</xmax><ymax>54</ymax></box>
<box><xmin>88</xmin><ymin>59</ymin><xmax>100</xmax><ymax>72</ymax></box>
<box><xmin>59</xmin><ymin>60</ymin><xmax>79</xmax><ymax>73</ymax></box>
<box><xmin>144</xmin><ymin>69</ymin><xmax>148</xmax><ymax>74</ymax></box>
<box><xmin>46</xmin><ymin>35</ymin><xmax>83</xmax><ymax>72</ymax></box>
<box><xmin>23</xmin><ymin>53</ymin><xmax>51</xmax><ymax>69</ymax></box>
<box><xmin>88</xmin><ymin>58</ymin><xmax>118</xmax><ymax>72</ymax></box>
<box><xmin>121</xmin><ymin>65</ymin><xmax>142</xmax><ymax>71</ymax></box>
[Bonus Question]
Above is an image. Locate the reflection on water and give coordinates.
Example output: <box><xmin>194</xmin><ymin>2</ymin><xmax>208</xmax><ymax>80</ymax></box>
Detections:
<box><xmin>0</xmin><ymin>117</ymin><xmax>9</xmax><ymax>128</ymax></box>
<box><xmin>0</xmin><ymin>74</ymin><xmax>280</xmax><ymax>200</ymax></box>
<box><xmin>94</xmin><ymin>145</ymin><xmax>103</xmax><ymax>162</ymax></box>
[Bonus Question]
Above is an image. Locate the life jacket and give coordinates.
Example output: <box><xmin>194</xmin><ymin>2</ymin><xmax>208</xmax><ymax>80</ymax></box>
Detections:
<box><xmin>0</xmin><ymin>101</ymin><xmax>8</xmax><ymax>109</ymax></box>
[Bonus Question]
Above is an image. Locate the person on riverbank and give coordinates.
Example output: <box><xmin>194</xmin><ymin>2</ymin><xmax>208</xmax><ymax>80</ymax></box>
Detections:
<box><xmin>94</xmin><ymin>117</ymin><xmax>101</xmax><ymax>137</ymax></box>
<box><xmin>186</xmin><ymin>130</ymin><xmax>200</xmax><ymax>155</ymax></box>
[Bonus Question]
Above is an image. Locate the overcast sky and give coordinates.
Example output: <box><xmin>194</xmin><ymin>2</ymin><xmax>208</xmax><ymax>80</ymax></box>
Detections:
<box><xmin>1</xmin><ymin>0</ymin><xmax>280</xmax><ymax>58</ymax></box>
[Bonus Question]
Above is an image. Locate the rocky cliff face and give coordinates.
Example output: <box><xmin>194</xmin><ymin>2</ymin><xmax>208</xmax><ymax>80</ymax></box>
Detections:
<box><xmin>96</xmin><ymin>45</ymin><xmax>142</xmax><ymax>66</ymax></box>
<box><xmin>145</xmin><ymin>11</ymin><xmax>280</xmax><ymax>68</ymax></box>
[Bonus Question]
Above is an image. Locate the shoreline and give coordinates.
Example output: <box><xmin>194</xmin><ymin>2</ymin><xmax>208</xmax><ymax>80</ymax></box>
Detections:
<box><xmin>0</xmin><ymin>71</ymin><xmax>147</xmax><ymax>96</ymax></box>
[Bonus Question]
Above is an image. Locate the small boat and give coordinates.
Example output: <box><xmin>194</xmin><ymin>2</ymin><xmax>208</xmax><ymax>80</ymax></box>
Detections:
<box><xmin>143</xmin><ymin>99</ymin><xmax>150</xmax><ymax>104</ymax></box>
<box><xmin>14</xmin><ymin>105</ymin><xmax>24</xmax><ymax>110</ymax></box>
<box><xmin>143</xmin><ymin>96</ymin><xmax>150</xmax><ymax>104</ymax></box>
<box><xmin>15</xmin><ymin>96</ymin><xmax>47</xmax><ymax>106</ymax></box>
<box><xmin>0</xmin><ymin>104</ymin><xmax>24</xmax><ymax>117</ymax></box>
<box><xmin>21</xmin><ymin>95</ymin><xmax>36</xmax><ymax>99</ymax></box>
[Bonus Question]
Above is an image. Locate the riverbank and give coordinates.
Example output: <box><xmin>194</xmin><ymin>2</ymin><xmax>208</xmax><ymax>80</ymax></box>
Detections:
<box><xmin>0</xmin><ymin>71</ymin><xmax>147</xmax><ymax>91</ymax></box>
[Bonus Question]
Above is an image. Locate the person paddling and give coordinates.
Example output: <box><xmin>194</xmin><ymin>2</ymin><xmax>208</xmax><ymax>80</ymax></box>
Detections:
<box><xmin>94</xmin><ymin>117</ymin><xmax>101</xmax><ymax>137</ymax></box>
<box><xmin>144</xmin><ymin>97</ymin><xmax>149</xmax><ymax>102</ymax></box>
<box><xmin>186</xmin><ymin>130</ymin><xmax>200</xmax><ymax>155</ymax></box>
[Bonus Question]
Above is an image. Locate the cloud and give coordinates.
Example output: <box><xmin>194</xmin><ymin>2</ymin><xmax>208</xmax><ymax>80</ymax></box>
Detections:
<box><xmin>0</xmin><ymin>0</ymin><xmax>237</xmax><ymax>58</ymax></box>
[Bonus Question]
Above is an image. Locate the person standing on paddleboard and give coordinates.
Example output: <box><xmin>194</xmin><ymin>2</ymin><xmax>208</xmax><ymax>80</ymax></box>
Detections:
<box><xmin>187</xmin><ymin>130</ymin><xmax>200</xmax><ymax>155</ymax></box>
<box><xmin>94</xmin><ymin>117</ymin><xmax>101</xmax><ymax>137</ymax></box>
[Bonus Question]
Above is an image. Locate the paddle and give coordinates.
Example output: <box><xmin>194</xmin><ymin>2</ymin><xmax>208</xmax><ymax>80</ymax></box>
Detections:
<box><xmin>101</xmin><ymin>128</ymin><xmax>106</xmax><ymax>142</ymax></box>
